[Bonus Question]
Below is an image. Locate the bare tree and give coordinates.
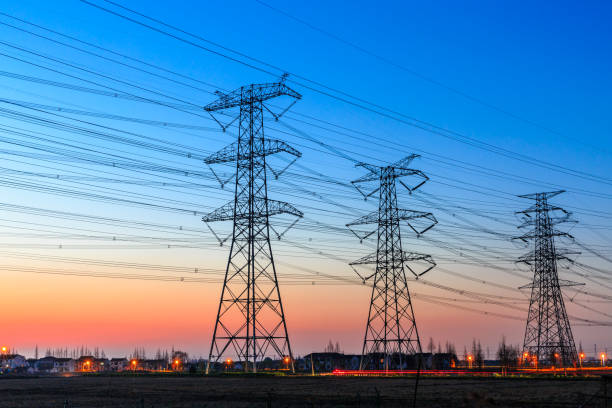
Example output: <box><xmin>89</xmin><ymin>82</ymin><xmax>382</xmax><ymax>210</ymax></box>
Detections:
<box><xmin>427</xmin><ymin>337</ymin><xmax>435</xmax><ymax>354</ymax></box>
<box><xmin>497</xmin><ymin>336</ymin><xmax>519</xmax><ymax>368</ymax></box>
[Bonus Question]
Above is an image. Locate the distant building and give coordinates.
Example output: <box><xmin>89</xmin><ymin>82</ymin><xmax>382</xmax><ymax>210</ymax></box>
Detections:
<box><xmin>110</xmin><ymin>358</ymin><xmax>128</xmax><ymax>372</ymax></box>
<box><xmin>35</xmin><ymin>356</ymin><xmax>57</xmax><ymax>373</ymax></box>
<box><xmin>432</xmin><ymin>353</ymin><xmax>457</xmax><ymax>369</ymax></box>
<box><xmin>300</xmin><ymin>353</ymin><xmax>360</xmax><ymax>372</ymax></box>
<box><xmin>95</xmin><ymin>358</ymin><xmax>110</xmax><ymax>372</ymax></box>
<box><xmin>75</xmin><ymin>356</ymin><xmax>108</xmax><ymax>372</ymax></box>
<box><xmin>54</xmin><ymin>358</ymin><xmax>76</xmax><ymax>373</ymax></box>
<box><xmin>141</xmin><ymin>359</ymin><xmax>166</xmax><ymax>371</ymax></box>
<box><xmin>0</xmin><ymin>354</ymin><xmax>27</xmax><ymax>372</ymax></box>
<box><xmin>125</xmin><ymin>358</ymin><xmax>167</xmax><ymax>372</ymax></box>
<box><xmin>171</xmin><ymin>351</ymin><xmax>188</xmax><ymax>372</ymax></box>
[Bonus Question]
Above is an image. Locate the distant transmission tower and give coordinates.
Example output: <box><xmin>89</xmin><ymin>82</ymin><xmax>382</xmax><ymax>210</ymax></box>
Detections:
<box><xmin>515</xmin><ymin>190</ymin><xmax>581</xmax><ymax>368</ymax></box>
<box><xmin>203</xmin><ymin>78</ymin><xmax>302</xmax><ymax>373</ymax></box>
<box><xmin>347</xmin><ymin>155</ymin><xmax>437</xmax><ymax>370</ymax></box>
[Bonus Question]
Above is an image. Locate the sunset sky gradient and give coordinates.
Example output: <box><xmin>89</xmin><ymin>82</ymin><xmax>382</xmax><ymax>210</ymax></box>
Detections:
<box><xmin>1</xmin><ymin>0</ymin><xmax>611</xmax><ymax>360</ymax></box>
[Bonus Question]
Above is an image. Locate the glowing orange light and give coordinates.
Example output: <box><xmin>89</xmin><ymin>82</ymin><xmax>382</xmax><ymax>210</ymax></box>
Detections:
<box><xmin>225</xmin><ymin>358</ymin><xmax>232</xmax><ymax>365</ymax></box>
<box><xmin>580</xmin><ymin>353</ymin><xmax>585</xmax><ymax>358</ymax></box>
<box><xmin>467</xmin><ymin>355</ymin><xmax>473</xmax><ymax>361</ymax></box>
<box><xmin>132</xmin><ymin>360</ymin><xmax>137</xmax><ymax>365</ymax></box>
<box><xmin>523</xmin><ymin>352</ymin><xmax>528</xmax><ymax>358</ymax></box>
<box><xmin>1</xmin><ymin>346</ymin><xmax>6</xmax><ymax>352</ymax></box>
<box><xmin>554</xmin><ymin>353</ymin><xmax>559</xmax><ymax>358</ymax></box>
<box><xmin>174</xmin><ymin>360</ymin><xmax>180</xmax><ymax>365</ymax></box>
<box><xmin>284</xmin><ymin>357</ymin><xmax>290</xmax><ymax>363</ymax></box>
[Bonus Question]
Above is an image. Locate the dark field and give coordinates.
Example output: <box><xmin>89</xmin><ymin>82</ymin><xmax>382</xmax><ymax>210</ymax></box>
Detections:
<box><xmin>0</xmin><ymin>375</ymin><xmax>606</xmax><ymax>407</ymax></box>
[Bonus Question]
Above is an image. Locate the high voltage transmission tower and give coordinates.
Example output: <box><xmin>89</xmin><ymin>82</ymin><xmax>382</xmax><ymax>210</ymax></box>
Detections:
<box><xmin>515</xmin><ymin>190</ymin><xmax>581</xmax><ymax>368</ymax></box>
<box><xmin>202</xmin><ymin>77</ymin><xmax>302</xmax><ymax>373</ymax></box>
<box><xmin>347</xmin><ymin>155</ymin><xmax>437</xmax><ymax>370</ymax></box>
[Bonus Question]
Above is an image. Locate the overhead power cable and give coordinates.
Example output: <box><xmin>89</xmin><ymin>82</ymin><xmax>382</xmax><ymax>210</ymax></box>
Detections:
<box><xmin>253</xmin><ymin>0</ymin><xmax>608</xmax><ymax>155</ymax></box>
<box><xmin>80</xmin><ymin>0</ymin><xmax>612</xmax><ymax>187</ymax></box>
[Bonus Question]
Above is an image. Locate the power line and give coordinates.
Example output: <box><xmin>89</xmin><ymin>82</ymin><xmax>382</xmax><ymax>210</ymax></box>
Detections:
<box><xmin>253</xmin><ymin>0</ymin><xmax>608</xmax><ymax>155</ymax></box>
<box><xmin>80</xmin><ymin>0</ymin><xmax>612</xmax><ymax>187</ymax></box>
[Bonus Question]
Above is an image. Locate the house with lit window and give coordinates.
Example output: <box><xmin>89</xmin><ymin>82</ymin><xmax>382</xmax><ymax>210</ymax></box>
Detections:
<box><xmin>75</xmin><ymin>356</ymin><xmax>108</xmax><ymax>372</ymax></box>
<box><xmin>0</xmin><ymin>354</ymin><xmax>27</xmax><ymax>372</ymax></box>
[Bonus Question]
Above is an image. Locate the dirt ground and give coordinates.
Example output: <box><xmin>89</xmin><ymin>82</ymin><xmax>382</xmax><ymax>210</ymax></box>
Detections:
<box><xmin>0</xmin><ymin>375</ymin><xmax>606</xmax><ymax>407</ymax></box>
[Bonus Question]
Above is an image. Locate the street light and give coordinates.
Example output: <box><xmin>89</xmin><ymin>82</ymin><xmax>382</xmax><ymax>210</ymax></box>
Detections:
<box><xmin>283</xmin><ymin>356</ymin><xmax>290</xmax><ymax>370</ymax></box>
<box><xmin>131</xmin><ymin>360</ymin><xmax>137</xmax><ymax>371</ymax></box>
<box><xmin>579</xmin><ymin>352</ymin><xmax>585</xmax><ymax>368</ymax></box>
<box><xmin>467</xmin><ymin>355</ymin><xmax>473</xmax><ymax>369</ymax></box>
<box><xmin>225</xmin><ymin>358</ymin><xmax>232</xmax><ymax>372</ymax></box>
<box><xmin>601</xmin><ymin>353</ymin><xmax>607</xmax><ymax>367</ymax></box>
<box><xmin>0</xmin><ymin>346</ymin><xmax>6</xmax><ymax>354</ymax></box>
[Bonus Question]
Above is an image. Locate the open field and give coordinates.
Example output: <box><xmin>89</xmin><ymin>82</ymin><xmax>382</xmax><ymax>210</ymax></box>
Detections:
<box><xmin>0</xmin><ymin>374</ymin><xmax>608</xmax><ymax>407</ymax></box>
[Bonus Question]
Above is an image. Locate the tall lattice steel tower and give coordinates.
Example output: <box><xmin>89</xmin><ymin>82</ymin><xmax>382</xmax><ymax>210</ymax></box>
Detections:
<box><xmin>347</xmin><ymin>155</ymin><xmax>437</xmax><ymax>370</ymax></box>
<box><xmin>203</xmin><ymin>79</ymin><xmax>302</xmax><ymax>373</ymax></box>
<box><xmin>515</xmin><ymin>190</ymin><xmax>580</xmax><ymax>368</ymax></box>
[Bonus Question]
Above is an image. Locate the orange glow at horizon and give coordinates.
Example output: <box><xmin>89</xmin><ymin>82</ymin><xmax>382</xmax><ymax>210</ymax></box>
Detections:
<box><xmin>3</xmin><ymin>262</ymin><xmax>610</xmax><ymax>358</ymax></box>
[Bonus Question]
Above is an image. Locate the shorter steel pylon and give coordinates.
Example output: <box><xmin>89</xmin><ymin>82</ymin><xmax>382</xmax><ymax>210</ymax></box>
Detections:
<box><xmin>515</xmin><ymin>190</ymin><xmax>581</xmax><ymax>368</ymax></box>
<box><xmin>347</xmin><ymin>155</ymin><xmax>437</xmax><ymax>370</ymax></box>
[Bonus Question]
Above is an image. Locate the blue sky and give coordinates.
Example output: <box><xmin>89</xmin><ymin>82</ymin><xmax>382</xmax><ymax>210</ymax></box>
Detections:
<box><xmin>1</xmin><ymin>0</ymin><xmax>611</xmax><ymax>358</ymax></box>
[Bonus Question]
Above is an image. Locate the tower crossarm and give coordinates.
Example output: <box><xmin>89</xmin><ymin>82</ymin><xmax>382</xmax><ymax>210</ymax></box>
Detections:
<box><xmin>517</xmin><ymin>249</ymin><xmax>580</xmax><ymax>265</ymax></box>
<box><xmin>518</xmin><ymin>190</ymin><xmax>565</xmax><ymax>200</ymax></box>
<box><xmin>346</xmin><ymin>211</ymin><xmax>379</xmax><ymax>227</ymax></box>
<box><xmin>390</xmin><ymin>154</ymin><xmax>420</xmax><ymax>169</ymax></box>
<box><xmin>513</xmin><ymin>229</ymin><xmax>573</xmax><ymax>242</ymax></box>
<box><xmin>519</xmin><ymin>279</ymin><xmax>585</xmax><ymax>289</ymax></box>
<box><xmin>518</xmin><ymin>205</ymin><xmax>567</xmax><ymax>215</ymax></box>
<box><xmin>348</xmin><ymin>252</ymin><xmax>432</xmax><ymax>266</ymax></box>
<box><xmin>204</xmin><ymin>82</ymin><xmax>301</xmax><ymax>112</ymax></box>
<box><xmin>346</xmin><ymin>209</ymin><xmax>435</xmax><ymax>227</ymax></box>
<box><xmin>349</xmin><ymin>252</ymin><xmax>378</xmax><ymax>266</ymax></box>
<box><xmin>204</xmin><ymin>139</ymin><xmax>301</xmax><ymax>164</ymax></box>
<box><xmin>202</xmin><ymin>199</ymin><xmax>303</xmax><ymax>222</ymax></box>
<box><xmin>351</xmin><ymin>168</ymin><xmax>428</xmax><ymax>184</ymax></box>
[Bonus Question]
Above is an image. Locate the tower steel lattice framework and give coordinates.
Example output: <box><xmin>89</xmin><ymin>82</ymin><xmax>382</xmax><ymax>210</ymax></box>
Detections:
<box><xmin>515</xmin><ymin>190</ymin><xmax>580</xmax><ymax>368</ymax></box>
<box><xmin>203</xmin><ymin>79</ymin><xmax>302</xmax><ymax>373</ymax></box>
<box><xmin>347</xmin><ymin>155</ymin><xmax>437</xmax><ymax>370</ymax></box>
